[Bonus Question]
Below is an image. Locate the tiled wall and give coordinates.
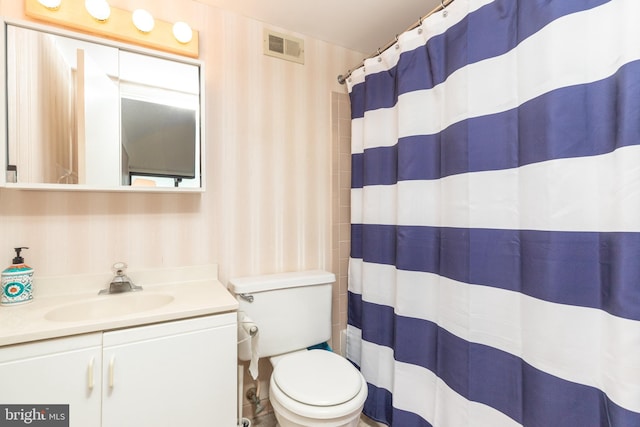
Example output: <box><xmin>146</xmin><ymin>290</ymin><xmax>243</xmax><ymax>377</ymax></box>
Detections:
<box><xmin>331</xmin><ymin>91</ymin><xmax>352</xmax><ymax>356</ymax></box>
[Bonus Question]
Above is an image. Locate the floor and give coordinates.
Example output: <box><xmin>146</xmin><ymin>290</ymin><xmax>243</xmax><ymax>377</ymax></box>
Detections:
<box><xmin>359</xmin><ymin>415</ymin><xmax>385</xmax><ymax>426</ymax></box>
<box><xmin>251</xmin><ymin>413</ymin><xmax>383</xmax><ymax>426</ymax></box>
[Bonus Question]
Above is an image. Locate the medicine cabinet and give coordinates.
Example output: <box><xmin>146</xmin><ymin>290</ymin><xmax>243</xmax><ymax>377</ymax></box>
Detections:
<box><xmin>1</xmin><ymin>20</ymin><xmax>204</xmax><ymax>192</ymax></box>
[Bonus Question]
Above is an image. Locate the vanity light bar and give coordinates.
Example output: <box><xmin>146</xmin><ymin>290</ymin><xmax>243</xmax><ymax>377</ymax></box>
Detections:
<box><xmin>25</xmin><ymin>0</ymin><xmax>199</xmax><ymax>58</ymax></box>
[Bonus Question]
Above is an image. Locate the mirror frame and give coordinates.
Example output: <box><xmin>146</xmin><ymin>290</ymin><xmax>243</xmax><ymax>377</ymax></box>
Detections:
<box><xmin>0</xmin><ymin>18</ymin><xmax>205</xmax><ymax>193</ymax></box>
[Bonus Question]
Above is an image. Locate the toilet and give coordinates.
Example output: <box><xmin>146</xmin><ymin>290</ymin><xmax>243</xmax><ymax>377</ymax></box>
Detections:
<box><xmin>229</xmin><ymin>270</ymin><xmax>367</xmax><ymax>427</ymax></box>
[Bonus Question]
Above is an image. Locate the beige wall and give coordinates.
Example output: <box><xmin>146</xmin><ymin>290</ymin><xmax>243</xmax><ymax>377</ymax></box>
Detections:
<box><xmin>0</xmin><ymin>1</ymin><xmax>362</xmax><ymax>284</ymax></box>
<box><xmin>238</xmin><ymin>94</ymin><xmax>352</xmax><ymax>419</ymax></box>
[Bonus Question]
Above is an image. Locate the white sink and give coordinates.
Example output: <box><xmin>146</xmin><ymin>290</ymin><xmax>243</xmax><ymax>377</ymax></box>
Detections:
<box><xmin>44</xmin><ymin>293</ymin><xmax>175</xmax><ymax>322</ymax></box>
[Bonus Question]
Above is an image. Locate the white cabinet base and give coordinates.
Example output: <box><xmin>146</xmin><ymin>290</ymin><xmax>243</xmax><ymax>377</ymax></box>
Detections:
<box><xmin>0</xmin><ymin>313</ymin><xmax>237</xmax><ymax>427</ymax></box>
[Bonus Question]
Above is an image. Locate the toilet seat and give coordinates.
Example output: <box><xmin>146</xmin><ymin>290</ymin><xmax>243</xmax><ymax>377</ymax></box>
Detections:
<box><xmin>273</xmin><ymin>350</ymin><xmax>362</xmax><ymax>406</ymax></box>
<box><xmin>269</xmin><ymin>350</ymin><xmax>368</xmax><ymax>421</ymax></box>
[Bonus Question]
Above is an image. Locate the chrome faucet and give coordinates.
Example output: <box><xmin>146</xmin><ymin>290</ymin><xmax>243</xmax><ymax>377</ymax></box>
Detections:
<box><xmin>99</xmin><ymin>262</ymin><xmax>143</xmax><ymax>294</ymax></box>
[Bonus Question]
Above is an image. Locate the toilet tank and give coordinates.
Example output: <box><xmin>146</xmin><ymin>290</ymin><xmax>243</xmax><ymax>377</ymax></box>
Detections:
<box><xmin>229</xmin><ymin>270</ymin><xmax>335</xmax><ymax>359</ymax></box>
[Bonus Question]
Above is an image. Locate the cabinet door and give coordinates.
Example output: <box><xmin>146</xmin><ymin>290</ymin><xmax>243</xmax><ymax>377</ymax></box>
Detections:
<box><xmin>0</xmin><ymin>333</ymin><xmax>102</xmax><ymax>427</ymax></box>
<box><xmin>102</xmin><ymin>313</ymin><xmax>237</xmax><ymax>427</ymax></box>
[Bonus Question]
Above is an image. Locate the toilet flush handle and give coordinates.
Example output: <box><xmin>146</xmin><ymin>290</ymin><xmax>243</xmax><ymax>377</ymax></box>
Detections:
<box><xmin>239</xmin><ymin>293</ymin><xmax>254</xmax><ymax>303</ymax></box>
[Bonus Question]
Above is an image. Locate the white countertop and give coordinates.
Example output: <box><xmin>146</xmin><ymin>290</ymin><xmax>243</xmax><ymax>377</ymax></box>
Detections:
<box><xmin>0</xmin><ymin>265</ymin><xmax>238</xmax><ymax>347</ymax></box>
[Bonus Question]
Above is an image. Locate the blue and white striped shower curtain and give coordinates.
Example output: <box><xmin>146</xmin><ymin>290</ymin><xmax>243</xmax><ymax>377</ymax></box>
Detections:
<box><xmin>345</xmin><ymin>0</ymin><xmax>640</xmax><ymax>426</ymax></box>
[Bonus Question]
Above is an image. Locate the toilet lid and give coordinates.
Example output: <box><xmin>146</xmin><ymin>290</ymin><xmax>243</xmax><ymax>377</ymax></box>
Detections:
<box><xmin>273</xmin><ymin>350</ymin><xmax>362</xmax><ymax>406</ymax></box>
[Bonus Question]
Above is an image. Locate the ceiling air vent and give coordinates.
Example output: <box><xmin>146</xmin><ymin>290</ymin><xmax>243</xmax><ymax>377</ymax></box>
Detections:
<box><xmin>264</xmin><ymin>29</ymin><xmax>304</xmax><ymax>64</ymax></box>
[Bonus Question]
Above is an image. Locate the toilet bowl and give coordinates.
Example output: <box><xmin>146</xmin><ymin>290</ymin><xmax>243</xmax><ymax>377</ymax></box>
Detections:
<box><xmin>269</xmin><ymin>350</ymin><xmax>367</xmax><ymax>427</ymax></box>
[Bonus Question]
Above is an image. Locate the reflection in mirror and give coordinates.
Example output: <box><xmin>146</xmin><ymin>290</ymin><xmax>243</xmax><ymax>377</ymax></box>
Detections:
<box><xmin>119</xmin><ymin>51</ymin><xmax>200</xmax><ymax>188</ymax></box>
<box><xmin>7</xmin><ymin>25</ymin><xmax>118</xmax><ymax>185</ymax></box>
<box><xmin>5</xmin><ymin>22</ymin><xmax>202</xmax><ymax>190</ymax></box>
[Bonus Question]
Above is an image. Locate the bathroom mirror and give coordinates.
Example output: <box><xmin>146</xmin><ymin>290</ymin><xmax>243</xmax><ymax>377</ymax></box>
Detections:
<box><xmin>2</xmin><ymin>20</ymin><xmax>203</xmax><ymax>191</ymax></box>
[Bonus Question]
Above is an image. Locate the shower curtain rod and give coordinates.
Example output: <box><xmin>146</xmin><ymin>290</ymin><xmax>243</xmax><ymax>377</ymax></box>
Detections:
<box><xmin>337</xmin><ymin>0</ymin><xmax>455</xmax><ymax>85</ymax></box>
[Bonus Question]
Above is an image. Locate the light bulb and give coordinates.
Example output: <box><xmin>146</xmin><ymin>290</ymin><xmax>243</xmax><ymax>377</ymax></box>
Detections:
<box><xmin>85</xmin><ymin>0</ymin><xmax>110</xmax><ymax>21</ymax></box>
<box><xmin>132</xmin><ymin>9</ymin><xmax>155</xmax><ymax>33</ymax></box>
<box><xmin>172</xmin><ymin>22</ymin><xmax>193</xmax><ymax>44</ymax></box>
<box><xmin>37</xmin><ymin>0</ymin><xmax>62</xmax><ymax>10</ymax></box>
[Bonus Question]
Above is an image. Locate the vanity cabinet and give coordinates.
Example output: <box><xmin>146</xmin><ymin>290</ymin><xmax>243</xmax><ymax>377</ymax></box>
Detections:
<box><xmin>0</xmin><ymin>313</ymin><xmax>237</xmax><ymax>427</ymax></box>
<box><xmin>0</xmin><ymin>332</ymin><xmax>102</xmax><ymax>425</ymax></box>
<box><xmin>3</xmin><ymin>20</ymin><xmax>204</xmax><ymax>191</ymax></box>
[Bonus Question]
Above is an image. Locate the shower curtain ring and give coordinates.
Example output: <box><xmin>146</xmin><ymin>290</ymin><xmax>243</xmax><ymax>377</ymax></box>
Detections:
<box><xmin>441</xmin><ymin>0</ymin><xmax>449</xmax><ymax>17</ymax></box>
<box><xmin>395</xmin><ymin>34</ymin><xmax>400</xmax><ymax>49</ymax></box>
<box><xmin>377</xmin><ymin>48</ymin><xmax>382</xmax><ymax>62</ymax></box>
<box><xmin>418</xmin><ymin>17</ymin><xmax>423</xmax><ymax>34</ymax></box>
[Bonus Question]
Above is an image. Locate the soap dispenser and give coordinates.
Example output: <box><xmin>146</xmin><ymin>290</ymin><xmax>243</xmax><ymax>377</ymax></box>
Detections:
<box><xmin>1</xmin><ymin>247</ymin><xmax>34</xmax><ymax>306</ymax></box>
